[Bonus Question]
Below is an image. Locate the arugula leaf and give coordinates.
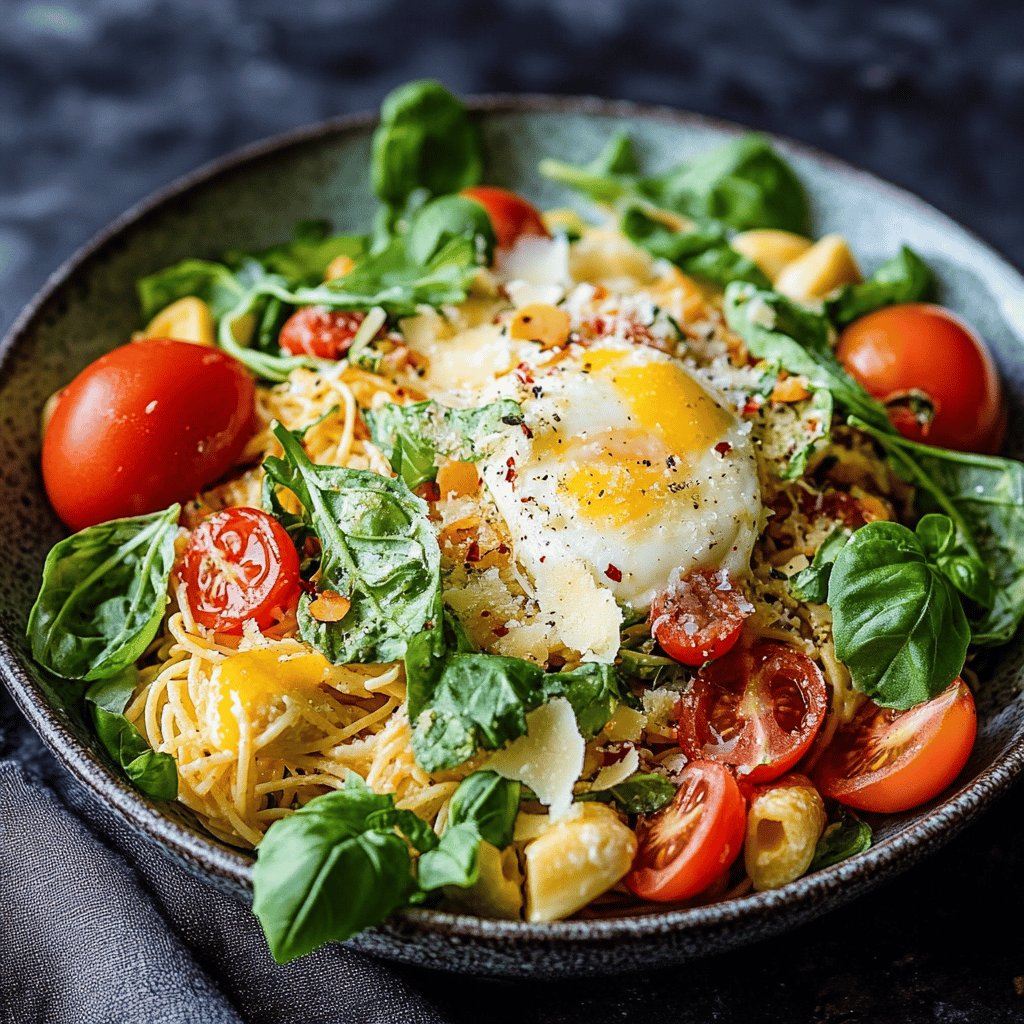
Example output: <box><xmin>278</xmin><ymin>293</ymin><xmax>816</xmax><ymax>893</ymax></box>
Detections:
<box><xmin>28</xmin><ymin>505</ymin><xmax>180</xmax><ymax>681</ymax></box>
<box><xmin>408</xmin><ymin>641</ymin><xmax>626</xmax><ymax>772</ymax></box>
<box><xmin>365</xmin><ymin>398</ymin><xmax>523</xmax><ymax>489</ymax></box>
<box><xmin>620</xmin><ymin>207</ymin><xmax>770</xmax><ymax>288</ymax></box>
<box><xmin>371</xmin><ymin>80</ymin><xmax>483</xmax><ymax>214</ymax></box>
<box><xmin>417</xmin><ymin>771</ymin><xmax>520</xmax><ymax>891</ymax></box>
<box><xmin>263</xmin><ymin>424</ymin><xmax>441</xmax><ymax>664</ymax></box>
<box><xmin>137</xmin><ymin>259</ymin><xmax>246</xmax><ymax>321</ymax></box>
<box><xmin>810</xmin><ymin>812</ymin><xmax>872</xmax><ymax>871</ymax></box>
<box><xmin>86</xmin><ymin>672</ymin><xmax>178</xmax><ymax>801</ymax></box>
<box><xmin>789</xmin><ymin>526</ymin><xmax>850</xmax><ymax>603</ymax></box>
<box><xmin>580</xmin><ymin>773</ymin><xmax>676</xmax><ymax>814</ymax></box>
<box><xmin>538</xmin><ymin>131</ymin><xmax>641</xmax><ymax>206</ymax></box>
<box><xmin>252</xmin><ymin>773</ymin><xmax>424</xmax><ymax>963</ymax></box>
<box><xmin>828</xmin><ymin>519</ymin><xmax>971</xmax><ymax>709</ymax></box>
<box><xmin>826</xmin><ymin>246</ymin><xmax>934</xmax><ymax>328</ymax></box>
<box><xmin>723</xmin><ymin>282</ymin><xmax>891</xmax><ymax>431</ymax></box>
<box><xmin>225</xmin><ymin>221</ymin><xmax>366</xmax><ymax>288</ymax></box>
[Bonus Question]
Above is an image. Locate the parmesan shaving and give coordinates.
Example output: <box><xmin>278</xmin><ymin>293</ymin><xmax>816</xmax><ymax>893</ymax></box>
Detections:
<box><xmin>590</xmin><ymin>747</ymin><xmax>641</xmax><ymax>792</ymax></box>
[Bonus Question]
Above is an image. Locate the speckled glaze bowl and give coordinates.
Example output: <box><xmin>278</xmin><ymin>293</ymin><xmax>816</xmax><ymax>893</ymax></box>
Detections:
<box><xmin>2</xmin><ymin>97</ymin><xmax>1023</xmax><ymax>978</ymax></box>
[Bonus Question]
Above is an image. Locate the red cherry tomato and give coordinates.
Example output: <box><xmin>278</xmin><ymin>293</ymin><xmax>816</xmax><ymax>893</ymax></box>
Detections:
<box><xmin>837</xmin><ymin>303</ymin><xmax>1006</xmax><ymax>453</ymax></box>
<box><xmin>625</xmin><ymin>760</ymin><xmax>747</xmax><ymax>902</ymax></box>
<box><xmin>42</xmin><ymin>339</ymin><xmax>255</xmax><ymax>531</ymax></box>
<box><xmin>814</xmin><ymin>679</ymin><xmax>976</xmax><ymax>813</ymax></box>
<box><xmin>460</xmin><ymin>186</ymin><xmax>549</xmax><ymax>250</ymax></box>
<box><xmin>650</xmin><ymin>569</ymin><xmax>753</xmax><ymax>667</ymax></box>
<box><xmin>677</xmin><ymin>641</ymin><xmax>829</xmax><ymax>784</ymax></box>
<box><xmin>179</xmin><ymin>507</ymin><xmax>301</xmax><ymax>633</ymax></box>
<box><xmin>279</xmin><ymin>306</ymin><xmax>372</xmax><ymax>360</ymax></box>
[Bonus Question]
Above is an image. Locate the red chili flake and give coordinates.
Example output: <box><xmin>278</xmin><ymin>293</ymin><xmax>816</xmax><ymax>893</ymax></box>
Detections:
<box><xmin>514</xmin><ymin>362</ymin><xmax>534</xmax><ymax>385</ymax></box>
<box><xmin>466</xmin><ymin>541</ymin><xmax>481</xmax><ymax>563</ymax></box>
<box><xmin>416</xmin><ymin>481</ymin><xmax>441</xmax><ymax>502</ymax></box>
<box><xmin>742</xmin><ymin>399</ymin><xmax>761</xmax><ymax>417</ymax></box>
<box><xmin>592</xmin><ymin>317</ymin><xmax>607</xmax><ymax>335</ymax></box>
<box><xmin>605</xmin><ymin>563</ymin><xmax>623</xmax><ymax>583</ymax></box>
<box><xmin>497</xmin><ymin>543</ymin><xmax>510</xmax><ymax>554</ymax></box>
<box><xmin>539</xmin><ymin>555</ymin><xmax>546</xmax><ymax>563</ymax></box>
<box><xmin>547</xmin><ymin>653</ymin><xmax>567</xmax><ymax>671</ymax></box>
<box><xmin>505</xmin><ymin>457</ymin><xmax>517</xmax><ymax>484</ymax></box>
<box><xmin>714</xmin><ymin>441</ymin><xmax>732</xmax><ymax>455</ymax></box>
<box><xmin>520</xmin><ymin>422</ymin><xmax>534</xmax><ymax>439</ymax></box>
<box><xmin>492</xmin><ymin>625</ymin><xmax>510</xmax><ymax>638</ymax></box>
<box><xmin>480</xmin><ymin>610</ymin><xmax>491</xmax><ymax>618</ymax></box>
<box><xmin>520</xmin><ymin>496</ymin><xmax>536</xmax><ymax>504</ymax></box>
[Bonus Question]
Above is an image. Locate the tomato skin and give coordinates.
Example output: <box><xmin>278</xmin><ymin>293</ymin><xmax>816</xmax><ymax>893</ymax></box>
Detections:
<box><xmin>814</xmin><ymin>680</ymin><xmax>977</xmax><ymax>813</ymax></box>
<box><xmin>180</xmin><ymin>507</ymin><xmax>301</xmax><ymax>633</ymax></box>
<box><xmin>650</xmin><ymin>569</ymin><xmax>753</xmax><ymax>667</ymax></box>
<box><xmin>677</xmin><ymin>641</ymin><xmax>829</xmax><ymax>784</ymax></box>
<box><xmin>278</xmin><ymin>306</ymin><xmax>371</xmax><ymax>360</ymax></box>
<box><xmin>837</xmin><ymin>303</ymin><xmax>1005</xmax><ymax>453</ymax></box>
<box><xmin>625</xmin><ymin>760</ymin><xmax>747</xmax><ymax>902</ymax></box>
<box><xmin>42</xmin><ymin>340</ymin><xmax>256</xmax><ymax>531</ymax></box>
<box><xmin>460</xmin><ymin>186</ymin><xmax>549</xmax><ymax>250</ymax></box>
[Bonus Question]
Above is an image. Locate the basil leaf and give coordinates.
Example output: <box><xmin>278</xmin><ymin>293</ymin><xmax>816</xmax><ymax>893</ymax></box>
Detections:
<box><xmin>407</xmin><ymin>194</ymin><xmax>496</xmax><ymax>266</ymax></box>
<box><xmin>810</xmin><ymin>812</ymin><xmax>872</xmax><ymax>871</ymax></box>
<box><xmin>409</xmin><ymin>645</ymin><xmax>626</xmax><ymax>772</ymax></box>
<box><xmin>365</xmin><ymin>398</ymin><xmax>523</xmax><ymax>490</ymax></box>
<box><xmin>447</xmin><ymin>771</ymin><xmax>520</xmax><ymax>848</ymax></box>
<box><xmin>371</xmin><ymin>80</ymin><xmax>483</xmax><ymax>213</ymax></box>
<box><xmin>252</xmin><ymin>774</ymin><xmax>421</xmax><ymax>963</ymax></box>
<box><xmin>263</xmin><ymin>424</ymin><xmax>441</xmax><ymax>664</ymax></box>
<box><xmin>826</xmin><ymin>246</ymin><xmax>934</xmax><ymax>328</ymax></box>
<box><xmin>86</xmin><ymin>673</ymin><xmax>178</xmax><ymax>801</ymax></box>
<box><xmin>581</xmin><ymin>773</ymin><xmax>676</xmax><ymax>814</ymax></box>
<box><xmin>723</xmin><ymin>282</ymin><xmax>891</xmax><ymax>431</ymax></box>
<box><xmin>417</xmin><ymin>822</ymin><xmax>482</xmax><ymax>892</ymax></box>
<box><xmin>28</xmin><ymin>505</ymin><xmax>180</xmax><ymax>681</ymax></box>
<box><xmin>789</xmin><ymin>526</ymin><xmax>850</xmax><ymax>604</ymax></box>
<box><xmin>642</xmin><ymin>134</ymin><xmax>809</xmax><ymax>234</ymax></box>
<box><xmin>828</xmin><ymin>520</ymin><xmax>970</xmax><ymax>709</ymax></box>
<box><xmin>620</xmin><ymin>207</ymin><xmax>770</xmax><ymax>288</ymax></box>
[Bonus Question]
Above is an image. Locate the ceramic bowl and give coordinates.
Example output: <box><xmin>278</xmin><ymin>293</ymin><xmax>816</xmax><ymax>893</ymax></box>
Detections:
<box><xmin>2</xmin><ymin>97</ymin><xmax>1023</xmax><ymax>978</ymax></box>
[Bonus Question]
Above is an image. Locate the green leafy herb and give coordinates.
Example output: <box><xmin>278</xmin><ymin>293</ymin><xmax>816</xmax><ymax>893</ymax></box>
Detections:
<box><xmin>723</xmin><ymin>281</ymin><xmax>891</xmax><ymax>431</ymax></box>
<box><xmin>252</xmin><ymin>773</ymin><xmax>430</xmax><ymax>963</ymax></box>
<box><xmin>810</xmin><ymin>812</ymin><xmax>872</xmax><ymax>871</ymax></box>
<box><xmin>28</xmin><ymin>505</ymin><xmax>180</xmax><ymax>681</ymax></box>
<box><xmin>828</xmin><ymin>518</ymin><xmax>971</xmax><ymax>709</ymax></box>
<box><xmin>364</xmin><ymin>398</ymin><xmax>523</xmax><ymax>490</ymax></box>
<box><xmin>620</xmin><ymin>207</ymin><xmax>770</xmax><ymax>288</ymax></box>
<box><xmin>779</xmin><ymin>387</ymin><xmax>835</xmax><ymax>481</ymax></box>
<box><xmin>225</xmin><ymin>221</ymin><xmax>366</xmax><ymax>288</ymax></box>
<box><xmin>417</xmin><ymin>771</ymin><xmax>520</xmax><ymax>890</ymax></box>
<box><xmin>406</xmin><ymin>194</ymin><xmax>496</xmax><ymax>265</ymax></box>
<box><xmin>537</xmin><ymin>131</ymin><xmax>641</xmax><ymax>206</ymax></box>
<box><xmin>826</xmin><ymin>246</ymin><xmax>934</xmax><ymax>328</ymax></box>
<box><xmin>789</xmin><ymin>526</ymin><xmax>850</xmax><ymax>603</ymax></box>
<box><xmin>86</xmin><ymin>671</ymin><xmax>178</xmax><ymax>800</ymax></box>
<box><xmin>371</xmin><ymin>80</ymin><xmax>483</xmax><ymax>215</ymax></box>
<box><xmin>263</xmin><ymin>423</ymin><xmax>441</xmax><ymax>664</ymax></box>
<box><xmin>580</xmin><ymin>773</ymin><xmax>676</xmax><ymax>814</ymax></box>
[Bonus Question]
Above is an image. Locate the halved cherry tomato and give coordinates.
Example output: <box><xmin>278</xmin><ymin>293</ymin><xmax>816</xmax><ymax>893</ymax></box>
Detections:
<box><xmin>460</xmin><ymin>186</ymin><xmax>549</xmax><ymax>250</ymax></box>
<box><xmin>837</xmin><ymin>303</ymin><xmax>1006</xmax><ymax>453</ymax></box>
<box><xmin>279</xmin><ymin>306</ymin><xmax>371</xmax><ymax>360</ymax></box>
<box><xmin>625</xmin><ymin>760</ymin><xmax>746</xmax><ymax>902</ymax></box>
<box><xmin>650</xmin><ymin>569</ymin><xmax>753</xmax><ymax>667</ymax></box>
<box><xmin>814</xmin><ymin>679</ymin><xmax>976</xmax><ymax>813</ymax></box>
<box><xmin>677</xmin><ymin>640</ymin><xmax>829</xmax><ymax>784</ymax></box>
<box><xmin>42</xmin><ymin>339</ymin><xmax>255</xmax><ymax>531</ymax></box>
<box><xmin>179</xmin><ymin>507</ymin><xmax>301</xmax><ymax>633</ymax></box>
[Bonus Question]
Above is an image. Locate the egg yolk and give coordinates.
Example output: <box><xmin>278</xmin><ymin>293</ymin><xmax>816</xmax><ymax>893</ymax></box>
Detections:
<box><xmin>211</xmin><ymin>648</ymin><xmax>332</xmax><ymax>751</ymax></box>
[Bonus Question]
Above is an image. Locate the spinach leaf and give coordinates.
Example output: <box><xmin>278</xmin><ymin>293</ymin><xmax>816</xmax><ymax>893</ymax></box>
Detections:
<box><xmin>263</xmin><ymin>423</ymin><xmax>441</xmax><ymax>664</ymax></box>
<box><xmin>620</xmin><ymin>207</ymin><xmax>770</xmax><ymax>288</ymax></box>
<box><xmin>643</xmin><ymin>134</ymin><xmax>809</xmax><ymax>234</ymax></box>
<box><xmin>86</xmin><ymin>672</ymin><xmax>178</xmax><ymax>801</ymax></box>
<box><xmin>137</xmin><ymin>259</ymin><xmax>246</xmax><ymax>321</ymax></box>
<box><xmin>789</xmin><ymin>526</ymin><xmax>850</xmax><ymax>604</ymax></box>
<box><xmin>580</xmin><ymin>773</ymin><xmax>676</xmax><ymax>814</ymax></box>
<box><xmin>364</xmin><ymin>398</ymin><xmax>523</xmax><ymax>489</ymax></box>
<box><xmin>826</xmin><ymin>246</ymin><xmax>934</xmax><ymax>328</ymax></box>
<box><xmin>407</xmin><ymin>194</ymin><xmax>496</xmax><ymax>266</ymax></box>
<box><xmin>371</xmin><ymin>80</ymin><xmax>483</xmax><ymax>214</ymax></box>
<box><xmin>252</xmin><ymin>773</ymin><xmax>425</xmax><ymax>963</ymax></box>
<box><xmin>810</xmin><ymin>812</ymin><xmax>872</xmax><ymax>871</ymax></box>
<box><xmin>28</xmin><ymin>504</ymin><xmax>180</xmax><ymax>681</ymax></box>
<box><xmin>723</xmin><ymin>282</ymin><xmax>891</xmax><ymax>431</ymax></box>
<box><xmin>408</xmin><ymin>641</ymin><xmax>626</xmax><ymax>772</ymax></box>
<box><xmin>828</xmin><ymin>519</ymin><xmax>971</xmax><ymax>709</ymax></box>
<box><xmin>417</xmin><ymin>771</ymin><xmax>520</xmax><ymax>891</ymax></box>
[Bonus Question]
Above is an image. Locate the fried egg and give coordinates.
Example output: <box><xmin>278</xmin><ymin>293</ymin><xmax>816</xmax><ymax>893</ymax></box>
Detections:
<box><xmin>478</xmin><ymin>341</ymin><xmax>762</xmax><ymax>655</ymax></box>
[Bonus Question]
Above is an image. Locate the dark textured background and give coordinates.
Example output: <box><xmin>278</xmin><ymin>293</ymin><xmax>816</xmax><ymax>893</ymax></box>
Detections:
<box><xmin>3</xmin><ymin>0</ymin><xmax>1024</xmax><ymax>1020</ymax></box>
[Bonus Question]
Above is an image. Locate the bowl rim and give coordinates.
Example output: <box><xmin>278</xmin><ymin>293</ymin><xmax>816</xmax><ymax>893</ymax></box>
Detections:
<box><xmin>3</xmin><ymin>92</ymin><xmax>1024</xmax><ymax>946</ymax></box>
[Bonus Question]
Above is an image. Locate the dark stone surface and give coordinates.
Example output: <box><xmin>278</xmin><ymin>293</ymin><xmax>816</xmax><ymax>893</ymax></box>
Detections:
<box><xmin>3</xmin><ymin>0</ymin><xmax>1024</xmax><ymax>1019</ymax></box>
